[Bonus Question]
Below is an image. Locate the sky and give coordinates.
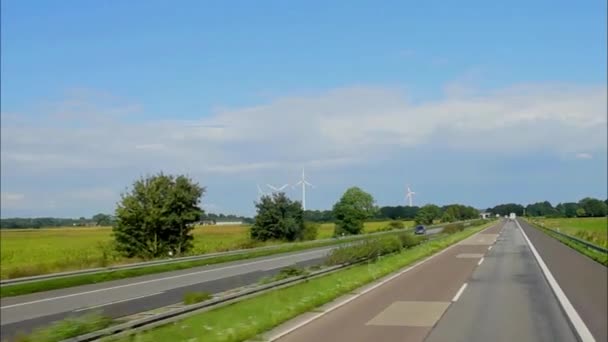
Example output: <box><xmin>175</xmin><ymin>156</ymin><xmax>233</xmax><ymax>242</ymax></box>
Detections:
<box><xmin>1</xmin><ymin>0</ymin><xmax>607</xmax><ymax>218</ymax></box>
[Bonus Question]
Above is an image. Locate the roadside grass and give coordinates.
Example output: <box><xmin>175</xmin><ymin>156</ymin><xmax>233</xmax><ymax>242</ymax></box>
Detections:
<box><xmin>529</xmin><ymin>217</ymin><xmax>607</xmax><ymax>248</ymax></box>
<box><xmin>0</xmin><ymin>223</ymin><xmax>413</xmax><ymax>298</ymax></box>
<box><xmin>183</xmin><ymin>291</ymin><xmax>213</xmax><ymax>305</ymax></box>
<box><xmin>15</xmin><ymin>312</ymin><xmax>112</xmax><ymax>342</ymax></box>
<box><xmin>111</xmin><ymin>223</ymin><xmax>492</xmax><ymax>342</ymax></box>
<box><xmin>0</xmin><ymin>221</ymin><xmax>403</xmax><ymax>280</ymax></box>
<box><xmin>526</xmin><ymin>219</ymin><xmax>608</xmax><ymax>266</ymax></box>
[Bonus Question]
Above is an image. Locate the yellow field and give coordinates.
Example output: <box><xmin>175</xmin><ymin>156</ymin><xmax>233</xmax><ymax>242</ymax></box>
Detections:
<box><xmin>0</xmin><ymin>220</ymin><xmax>412</xmax><ymax>279</ymax></box>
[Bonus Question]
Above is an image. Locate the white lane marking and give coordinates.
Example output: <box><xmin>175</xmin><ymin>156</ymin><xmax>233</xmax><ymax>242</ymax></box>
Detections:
<box><xmin>488</xmin><ymin>246</ymin><xmax>492</xmax><ymax>251</ymax></box>
<box><xmin>0</xmin><ymin>248</ymin><xmax>330</xmax><ymax>310</ymax></box>
<box><xmin>73</xmin><ymin>292</ymin><xmax>163</xmax><ymax>312</ymax></box>
<box><xmin>516</xmin><ymin>220</ymin><xmax>595</xmax><ymax>342</ymax></box>
<box><xmin>267</xmin><ymin>224</ymin><xmax>498</xmax><ymax>341</ymax></box>
<box><xmin>477</xmin><ymin>257</ymin><xmax>484</xmax><ymax>266</ymax></box>
<box><xmin>452</xmin><ymin>283</ymin><xmax>468</xmax><ymax>302</ymax></box>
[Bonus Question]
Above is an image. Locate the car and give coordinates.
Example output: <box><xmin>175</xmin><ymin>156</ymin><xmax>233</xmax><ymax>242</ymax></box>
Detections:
<box><xmin>414</xmin><ymin>225</ymin><xmax>426</xmax><ymax>235</ymax></box>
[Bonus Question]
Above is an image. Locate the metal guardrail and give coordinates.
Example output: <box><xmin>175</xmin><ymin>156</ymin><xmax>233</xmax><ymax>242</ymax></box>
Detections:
<box><xmin>528</xmin><ymin>220</ymin><xmax>608</xmax><ymax>254</ymax></box>
<box><xmin>1</xmin><ymin>220</ymin><xmax>470</xmax><ymax>286</ymax></box>
<box><xmin>60</xmin><ymin>263</ymin><xmax>351</xmax><ymax>342</ymax></box>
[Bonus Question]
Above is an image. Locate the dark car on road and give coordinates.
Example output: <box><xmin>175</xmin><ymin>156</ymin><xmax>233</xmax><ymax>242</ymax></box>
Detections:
<box><xmin>414</xmin><ymin>225</ymin><xmax>426</xmax><ymax>235</ymax></box>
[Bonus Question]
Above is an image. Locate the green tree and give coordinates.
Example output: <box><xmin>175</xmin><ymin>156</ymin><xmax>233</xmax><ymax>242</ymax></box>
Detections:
<box><xmin>333</xmin><ymin>187</ymin><xmax>377</xmax><ymax>236</ymax></box>
<box><xmin>251</xmin><ymin>193</ymin><xmax>305</xmax><ymax>241</ymax></box>
<box><xmin>576</xmin><ymin>208</ymin><xmax>587</xmax><ymax>217</ymax></box>
<box><xmin>113</xmin><ymin>173</ymin><xmax>204</xmax><ymax>258</ymax></box>
<box><xmin>578</xmin><ymin>197</ymin><xmax>607</xmax><ymax>217</ymax></box>
<box><xmin>415</xmin><ymin>204</ymin><xmax>441</xmax><ymax>225</ymax></box>
<box><xmin>92</xmin><ymin>213</ymin><xmax>113</xmax><ymax>226</ymax></box>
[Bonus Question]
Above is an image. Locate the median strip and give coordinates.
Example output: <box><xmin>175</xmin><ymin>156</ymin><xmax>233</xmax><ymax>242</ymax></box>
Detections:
<box><xmin>101</xmin><ymin>222</ymin><xmax>495</xmax><ymax>342</ymax></box>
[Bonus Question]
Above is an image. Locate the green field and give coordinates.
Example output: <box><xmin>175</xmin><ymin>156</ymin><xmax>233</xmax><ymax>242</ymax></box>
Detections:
<box><xmin>0</xmin><ymin>220</ymin><xmax>412</xmax><ymax>279</ymax></box>
<box><xmin>531</xmin><ymin>217</ymin><xmax>607</xmax><ymax>248</ymax></box>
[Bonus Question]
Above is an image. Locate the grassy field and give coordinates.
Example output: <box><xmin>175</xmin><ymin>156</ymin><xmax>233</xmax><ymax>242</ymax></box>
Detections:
<box><xmin>531</xmin><ymin>217</ymin><xmax>607</xmax><ymax>248</ymax></box>
<box><xmin>0</xmin><ymin>220</ymin><xmax>412</xmax><ymax>279</ymax></box>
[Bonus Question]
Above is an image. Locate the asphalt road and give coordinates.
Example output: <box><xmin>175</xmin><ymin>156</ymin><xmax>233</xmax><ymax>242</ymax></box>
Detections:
<box><xmin>277</xmin><ymin>222</ymin><xmax>505</xmax><ymax>342</ymax></box>
<box><xmin>0</xmin><ymin>227</ymin><xmax>443</xmax><ymax>340</ymax></box>
<box><xmin>426</xmin><ymin>220</ymin><xmax>577</xmax><ymax>342</ymax></box>
<box><xmin>0</xmin><ymin>246</ymin><xmax>332</xmax><ymax>340</ymax></box>
<box><xmin>518</xmin><ymin>218</ymin><xmax>607</xmax><ymax>341</ymax></box>
<box><xmin>276</xmin><ymin>221</ymin><xmax>584</xmax><ymax>342</ymax></box>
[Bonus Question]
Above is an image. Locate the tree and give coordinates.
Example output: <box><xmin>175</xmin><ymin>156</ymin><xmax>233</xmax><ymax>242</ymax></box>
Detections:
<box><xmin>525</xmin><ymin>201</ymin><xmax>557</xmax><ymax>217</ymax></box>
<box><xmin>415</xmin><ymin>204</ymin><xmax>442</xmax><ymax>225</ymax></box>
<box><xmin>92</xmin><ymin>213</ymin><xmax>113</xmax><ymax>226</ymax></box>
<box><xmin>490</xmin><ymin>203</ymin><xmax>525</xmax><ymax>216</ymax></box>
<box><xmin>251</xmin><ymin>193</ymin><xmax>305</xmax><ymax>241</ymax></box>
<box><xmin>113</xmin><ymin>173</ymin><xmax>204</xmax><ymax>258</ymax></box>
<box><xmin>333</xmin><ymin>187</ymin><xmax>376</xmax><ymax>236</ymax></box>
<box><xmin>576</xmin><ymin>208</ymin><xmax>587</xmax><ymax>217</ymax></box>
<box><xmin>578</xmin><ymin>197</ymin><xmax>607</xmax><ymax>217</ymax></box>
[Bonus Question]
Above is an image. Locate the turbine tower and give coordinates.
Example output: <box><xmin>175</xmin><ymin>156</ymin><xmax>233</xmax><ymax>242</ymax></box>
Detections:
<box><xmin>406</xmin><ymin>185</ymin><xmax>416</xmax><ymax>207</ymax></box>
<box><xmin>294</xmin><ymin>169</ymin><xmax>314</xmax><ymax>210</ymax></box>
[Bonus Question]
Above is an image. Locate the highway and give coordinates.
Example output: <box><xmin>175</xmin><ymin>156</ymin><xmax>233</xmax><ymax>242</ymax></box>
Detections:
<box><xmin>273</xmin><ymin>220</ymin><xmax>605</xmax><ymax>342</ymax></box>
<box><xmin>0</xmin><ymin>227</ymin><xmax>445</xmax><ymax>340</ymax></box>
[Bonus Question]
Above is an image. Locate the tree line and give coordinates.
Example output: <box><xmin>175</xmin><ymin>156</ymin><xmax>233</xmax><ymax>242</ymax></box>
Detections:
<box><xmin>487</xmin><ymin>197</ymin><xmax>608</xmax><ymax>218</ymax></box>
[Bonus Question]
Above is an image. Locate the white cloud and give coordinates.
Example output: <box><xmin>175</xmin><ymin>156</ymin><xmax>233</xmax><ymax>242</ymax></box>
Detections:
<box><xmin>575</xmin><ymin>152</ymin><xmax>593</xmax><ymax>159</ymax></box>
<box><xmin>1</xmin><ymin>192</ymin><xmax>26</xmax><ymax>209</ymax></box>
<box><xmin>1</xmin><ymin>83</ymin><xmax>606</xmax><ymax>180</ymax></box>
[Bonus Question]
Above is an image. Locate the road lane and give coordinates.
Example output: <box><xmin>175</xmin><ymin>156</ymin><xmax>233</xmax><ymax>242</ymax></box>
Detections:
<box><xmin>425</xmin><ymin>221</ymin><xmax>578</xmax><ymax>342</ymax></box>
<box><xmin>518</xmin><ymin>219</ymin><xmax>607</xmax><ymax>341</ymax></box>
<box><xmin>276</xmin><ymin>223</ymin><xmax>503</xmax><ymax>342</ymax></box>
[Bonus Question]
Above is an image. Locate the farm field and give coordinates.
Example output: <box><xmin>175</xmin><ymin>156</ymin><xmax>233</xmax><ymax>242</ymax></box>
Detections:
<box><xmin>531</xmin><ymin>217</ymin><xmax>607</xmax><ymax>248</ymax></box>
<box><xmin>0</xmin><ymin>220</ymin><xmax>413</xmax><ymax>279</ymax></box>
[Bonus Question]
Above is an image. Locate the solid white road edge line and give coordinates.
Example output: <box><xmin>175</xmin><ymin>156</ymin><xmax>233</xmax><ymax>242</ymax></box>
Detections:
<box><xmin>74</xmin><ymin>292</ymin><xmax>164</xmax><ymax>312</ymax></box>
<box><xmin>452</xmin><ymin>283</ymin><xmax>468</xmax><ymax>302</ymax></box>
<box><xmin>266</xmin><ymin>223</ymin><xmax>499</xmax><ymax>342</ymax></box>
<box><xmin>0</xmin><ymin>248</ymin><xmax>331</xmax><ymax>310</ymax></box>
<box><xmin>477</xmin><ymin>257</ymin><xmax>484</xmax><ymax>266</ymax></box>
<box><xmin>516</xmin><ymin>219</ymin><xmax>595</xmax><ymax>342</ymax></box>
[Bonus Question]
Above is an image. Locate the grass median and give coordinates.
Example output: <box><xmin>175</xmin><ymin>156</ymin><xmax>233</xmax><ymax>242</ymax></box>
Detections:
<box><xmin>0</xmin><ymin>228</ymin><xmax>414</xmax><ymax>298</ymax></box>
<box><xmin>110</xmin><ymin>222</ymin><xmax>493</xmax><ymax>342</ymax></box>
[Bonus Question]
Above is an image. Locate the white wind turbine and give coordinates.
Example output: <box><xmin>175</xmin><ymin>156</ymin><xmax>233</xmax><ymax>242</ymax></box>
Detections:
<box><xmin>405</xmin><ymin>185</ymin><xmax>416</xmax><ymax>207</ymax></box>
<box><xmin>257</xmin><ymin>184</ymin><xmax>268</xmax><ymax>199</ymax></box>
<box><xmin>294</xmin><ymin>169</ymin><xmax>314</xmax><ymax>210</ymax></box>
<box><xmin>266</xmin><ymin>184</ymin><xmax>289</xmax><ymax>193</ymax></box>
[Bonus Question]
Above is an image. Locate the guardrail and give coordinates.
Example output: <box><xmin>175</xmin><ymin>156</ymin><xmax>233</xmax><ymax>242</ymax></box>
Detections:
<box><xmin>1</xmin><ymin>220</ymin><xmax>473</xmax><ymax>287</ymax></box>
<box><xmin>527</xmin><ymin>220</ymin><xmax>608</xmax><ymax>254</ymax></box>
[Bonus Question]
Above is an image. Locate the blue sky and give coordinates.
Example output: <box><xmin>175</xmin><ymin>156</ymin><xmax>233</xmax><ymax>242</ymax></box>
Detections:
<box><xmin>1</xmin><ymin>0</ymin><xmax>606</xmax><ymax>217</ymax></box>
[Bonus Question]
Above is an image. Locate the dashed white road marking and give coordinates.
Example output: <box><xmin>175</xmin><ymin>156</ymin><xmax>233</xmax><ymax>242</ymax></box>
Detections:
<box><xmin>488</xmin><ymin>246</ymin><xmax>492</xmax><ymax>251</ymax></box>
<box><xmin>74</xmin><ymin>292</ymin><xmax>164</xmax><ymax>312</ymax></box>
<box><xmin>477</xmin><ymin>257</ymin><xmax>484</xmax><ymax>266</ymax></box>
<box><xmin>452</xmin><ymin>283</ymin><xmax>468</xmax><ymax>302</ymax></box>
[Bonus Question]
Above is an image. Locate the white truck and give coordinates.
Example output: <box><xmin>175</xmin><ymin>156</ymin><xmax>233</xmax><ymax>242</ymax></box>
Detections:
<box><xmin>509</xmin><ymin>213</ymin><xmax>516</xmax><ymax>220</ymax></box>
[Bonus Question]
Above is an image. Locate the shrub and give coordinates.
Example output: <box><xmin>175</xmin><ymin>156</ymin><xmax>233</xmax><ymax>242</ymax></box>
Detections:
<box><xmin>442</xmin><ymin>223</ymin><xmax>464</xmax><ymax>234</ymax></box>
<box><xmin>251</xmin><ymin>193</ymin><xmax>305</xmax><ymax>242</ymax></box>
<box><xmin>183</xmin><ymin>291</ymin><xmax>212</xmax><ymax>305</ymax></box>
<box><xmin>387</xmin><ymin>220</ymin><xmax>405</xmax><ymax>230</ymax></box>
<box><xmin>325</xmin><ymin>235</ymin><xmax>402</xmax><ymax>265</ymax></box>
<box><xmin>301</xmin><ymin>222</ymin><xmax>319</xmax><ymax>241</ymax></box>
<box><xmin>16</xmin><ymin>312</ymin><xmax>112</xmax><ymax>342</ymax></box>
<box><xmin>396</xmin><ymin>232</ymin><xmax>425</xmax><ymax>248</ymax></box>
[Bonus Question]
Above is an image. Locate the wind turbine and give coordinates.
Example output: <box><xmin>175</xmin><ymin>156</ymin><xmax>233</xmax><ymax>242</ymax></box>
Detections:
<box><xmin>257</xmin><ymin>184</ymin><xmax>267</xmax><ymax>199</ymax></box>
<box><xmin>266</xmin><ymin>184</ymin><xmax>289</xmax><ymax>193</ymax></box>
<box><xmin>294</xmin><ymin>169</ymin><xmax>314</xmax><ymax>210</ymax></box>
<box><xmin>405</xmin><ymin>185</ymin><xmax>416</xmax><ymax>207</ymax></box>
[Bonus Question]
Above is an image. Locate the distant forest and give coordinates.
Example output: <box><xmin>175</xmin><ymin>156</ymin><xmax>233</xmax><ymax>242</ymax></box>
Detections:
<box><xmin>1</xmin><ymin>197</ymin><xmax>605</xmax><ymax>229</ymax></box>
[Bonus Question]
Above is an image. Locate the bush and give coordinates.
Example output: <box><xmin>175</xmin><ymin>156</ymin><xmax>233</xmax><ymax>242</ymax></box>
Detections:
<box><xmin>16</xmin><ymin>312</ymin><xmax>112</xmax><ymax>342</ymax></box>
<box><xmin>396</xmin><ymin>232</ymin><xmax>425</xmax><ymax>248</ymax></box>
<box><xmin>301</xmin><ymin>222</ymin><xmax>319</xmax><ymax>241</ymax></box>
<box><xmin>183</xmin><ymin>291</ymin><xmax>212</xmax><ymax>305</ymax></box>
<box><xmin>387</xmin><ymin>220</ymin><xmax>405</xmax><ymax>230</ymax></box>
<box><xmin>325</xmin><ymin>235</ymin><xmax>402</xmax><ymax>265</ymax></box>
<box><xmin>442</xmin><ymin>223</ymin><xmax>464</xmax><ymax>234</ymax></box>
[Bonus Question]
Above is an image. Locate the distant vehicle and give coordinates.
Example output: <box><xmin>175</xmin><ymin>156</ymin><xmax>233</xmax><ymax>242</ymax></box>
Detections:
<box><xmin>414</xmin><ymin>225</ymin><xmax>426</xmax><ymax>235</ymax></box>
<box><xmin>509</xmin><ymin>213</ymin><xmax>516</xmax><ymax>220</ymax></box>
